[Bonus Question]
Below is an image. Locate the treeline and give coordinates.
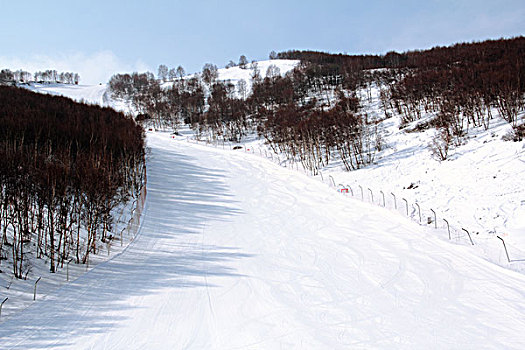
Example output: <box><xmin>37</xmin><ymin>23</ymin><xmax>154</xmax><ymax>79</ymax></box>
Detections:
<box><xmin>280</xmin><ymin>37</ymin><xmax>525</xmax><ymax>153</ymax></box>
<box><xmin>0</xmin><ymin>68</ymin><xmax>80</xmax><ymax>85</ymax></box>
<box><xmin>385</xmin><ymin>37</ymin><xmax>525</xmax><ymax>145</ymax></box>
<box><xmin>109</xmin><ymin>71</ymin><xmax>205</xmax><ymax>130</ymax></box>
<box><xmin>260</xmin><ymin>93</ymin><xmax>377</xmax><ymax>172</ymax></box>
<box><xmin>108</xmin><ymin>37</ymin><xmax>523</xmax><ymax>171</ymax></box>
<box><xmin>109</xmin><ymin>59</ymin><xmax>379</xmax><ymax>174</ymax></box>
<box><xmin>0</xmin><ymin>86</ymin><xmax>145</xmax><ymax>278</ymax></box>
<box><xmin>277</xmin><ymin>37</ymin><xmax>525</xmax><ymax>72</ymax></box>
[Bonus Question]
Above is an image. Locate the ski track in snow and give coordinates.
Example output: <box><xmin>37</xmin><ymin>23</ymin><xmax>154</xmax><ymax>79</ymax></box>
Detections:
<box><xmin>1</xmin><ymin>133</ymin><xmax>525</xmax><ymax>349</ymax></box>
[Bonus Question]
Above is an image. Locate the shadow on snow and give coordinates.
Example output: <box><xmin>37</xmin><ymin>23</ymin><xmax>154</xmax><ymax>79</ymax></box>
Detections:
<box><xmin>0</xmin><ymin>141</ymin><xmax>249</xmax><ymax>348</ymax></box>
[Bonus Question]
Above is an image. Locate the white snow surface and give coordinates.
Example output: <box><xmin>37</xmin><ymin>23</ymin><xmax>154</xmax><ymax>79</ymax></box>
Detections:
<box><xmin>1</xmin><ymin>132</ymin><xmax>525</xmax><ymax>349</ymax></box>
<box><xmin>24</xmin><ymin>83</ymin><xmax>109</xmax><ymax>105</ymax></box>
<box><xmin>216</xmin><ymin>59</ymin><xmax>299</xmax><ymax>84</ymax></box>
<box><xmin>324</xmin><ymin>86</ymin><xmax>525</xmax><ymax>270</ymax></box>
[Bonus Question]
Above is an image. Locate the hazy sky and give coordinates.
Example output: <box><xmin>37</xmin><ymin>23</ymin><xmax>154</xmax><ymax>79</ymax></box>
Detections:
<box><xmin>0</xmin><ymin>0</ymin><xmax>523</xmax><ymax>84</ymax></box>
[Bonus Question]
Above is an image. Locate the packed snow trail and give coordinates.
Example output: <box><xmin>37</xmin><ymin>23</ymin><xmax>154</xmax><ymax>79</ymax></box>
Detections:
<box><xmin>1</xmin><ymin>132</ymin><xmax>525</xmax><ymax>349</ymax></box>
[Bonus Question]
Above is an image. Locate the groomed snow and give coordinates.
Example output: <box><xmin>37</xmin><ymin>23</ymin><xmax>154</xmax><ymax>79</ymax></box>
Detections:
<box><xmin>1</xmin><ymin>132</ymin><xmax>524</xmax><ymax>349</ymax></box>
<box><xmin>23</xmin><ymin>83</ymin><xmax>110</xmax><ymax>106</ymax></box>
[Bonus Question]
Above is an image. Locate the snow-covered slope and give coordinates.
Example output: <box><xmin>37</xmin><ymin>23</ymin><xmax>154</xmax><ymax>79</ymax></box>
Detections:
<box><xmin>23</xmin><ymin>70</ymin><xmax>525</xmax><ymax>272</ymax></box>
<box><xmin>1</xmin><ymin>132</ymin><xmax>524</xmax><ymax>349</ymax></box>
<box><xmin>166</xmin><ymin>59</ymin><xmax>300</xmax><ymax>97</ymax></box>
<box><xmin>22</xmin><ymin>82</ymin><xmax>133</xmax><ymax>114</ymax></box>
<box><xmin>23</xmin><ymin>83</ymin><xmax>109</xmax><ymax>105</ymax></box>
<box><xmin>216</xmin><ymin>59</ymin><xmax>299</xmax><ymax>83</ymax></box>
<box><xmin>23</xmin><ymin>59</ymin><xmax>300</xmax><ymax>112</ymax></box>
<box><xmin>324</xmin><ymin>85</ymin><xmax>525</xmax><ymax>271</ymax></box>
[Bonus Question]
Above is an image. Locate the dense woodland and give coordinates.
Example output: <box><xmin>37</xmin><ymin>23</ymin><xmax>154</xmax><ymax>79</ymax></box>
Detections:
<box><xmin>109</xmin><ymin>37</ymin><xmax>524</xmax><ymax>171</ymax></box>
<box><xmin>0</xmin><ymin>87</ymin><xmax>145</xmax><ymax>278</ymax></box>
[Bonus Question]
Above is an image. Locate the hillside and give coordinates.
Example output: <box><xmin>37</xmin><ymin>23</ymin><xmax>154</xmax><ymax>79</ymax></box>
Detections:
<box><xmin>23</xmin><ymin>39</ymin><xmax>525</xmax><ymax>273</ymax></box>
<box><xmin>0</xmin><ymin>86</ymin><xmax>146</xmax><ymax>321</ymax></box>
<box><xmin>1</xmin><ymin>132</ymin><xmax>524</xmax><ymax>348</ymax></box>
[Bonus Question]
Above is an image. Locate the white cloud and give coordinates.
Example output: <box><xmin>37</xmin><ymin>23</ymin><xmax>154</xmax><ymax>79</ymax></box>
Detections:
<box><xmin>0</xmin><ymin>51</ymin><xmax>152</xmax><ymax>85</ymax></box>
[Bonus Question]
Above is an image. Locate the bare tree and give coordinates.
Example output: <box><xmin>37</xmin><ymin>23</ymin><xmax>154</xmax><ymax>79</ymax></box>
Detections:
<box><xmin>176</xmin><ymin>65</ymin><xmax>185</xmax><ymax>79</ymax></box>
<box><xmin>239</xmin><ymin>55</ymin><xmax>248</xmax><ymax>69</ymax></box>
<box><xmin>251</xmin><ymin>62</ymin><xmax>261</xmax><ymax>84</ymax></box>
<box><xmin>168</xmin><ymin>68</ymin><xmax>177</xmax><ymax>81</ymax></box>
<box><xmin>266</xmin><ymin>64</ymin><xmax>281</xmax><ymax>79</ymax></box>
<box><xmin>237</xmin><ymin>79</ymin><xmax>247</xmax><ymax>100</ymax></box>
<box><xmin>157</xmin><ymin>65</ymin><xmax>168</xmax><ymax>82</ymax></box>
<box><xmin>202</xmin><ymin>63</ymin><xmax>218</xmax><ymax>85</ymax></box>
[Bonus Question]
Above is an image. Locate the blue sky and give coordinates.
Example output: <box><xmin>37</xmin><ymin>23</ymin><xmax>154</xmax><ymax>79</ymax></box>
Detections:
<box><xmin>0</xmin><ymin>0</ymin><xmax>523</xmax><ymax>84</ymax></box>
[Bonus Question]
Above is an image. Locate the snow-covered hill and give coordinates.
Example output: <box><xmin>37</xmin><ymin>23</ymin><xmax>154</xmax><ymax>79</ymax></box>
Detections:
<box><xmin>213</xmin><ymin>59</ymin><xmax>299</xmax><ymax>89</ymax></box>
<box><xmin>327</xmin><ymin>86</ymin><xmax>525</xmax><ymax>271</ymax></box>
<box><xmin>3</xmin><ymin>62</ymin><xmax>523</xmax><ymax>347</ymax></box>
<box><xmin>22</xmin><ymin>63</ymin><xmax>525</xmax><ymax>273</ymax></box>
<box><xmin>22</xmin><ymin>59</ymin><xmax>300</xmax><ymax>111</ymax></box>
<box><xmin>1</xmin><ymin>132</ymin><xmax>524</xmax><ymax>348</ymax></box>
<box><xmin>162</xmin><ymin>59</ymin><xmax>300</xmax><ymax>99</ymax></box>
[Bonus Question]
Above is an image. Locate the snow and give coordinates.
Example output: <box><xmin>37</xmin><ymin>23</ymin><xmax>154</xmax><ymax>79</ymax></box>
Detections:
<box><xmin>1</xmin><ymin>132</ymin><xmax>525</xmax><ymax>349</ymax></box>
<box><xmin>22</xmin><ymin>59</ymin><xmax>301</xmax><ymax>112</ymax></box>
<box><xmin>23</xmin><ymin>83</ymin><xmax>109</xmax><ymax>105</ymax></box>
<box><xmin>5</xmin><ymin>67</ymin><xmax>524</xmax><ymax>347</ymax></box>
<box><xmin>324</xmin><ymin>84</ymin><xmax>525</xmax><ymax>270</ymax></box>
<box><xmin>216</xmin><ymin>59</ymin><xmax>299</xmax><ymax>83</ymax></box>
<box><xmin>21</xmin><ymin>83</ymin><xmax>132</xmax><ymax>114</ymax></box>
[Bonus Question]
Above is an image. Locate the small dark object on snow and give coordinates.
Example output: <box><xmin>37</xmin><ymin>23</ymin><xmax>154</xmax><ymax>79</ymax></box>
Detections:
<box><xmin>233</xmin><ymin>146</ymin><xmax>243</xmax><ymax>150</ymax></box>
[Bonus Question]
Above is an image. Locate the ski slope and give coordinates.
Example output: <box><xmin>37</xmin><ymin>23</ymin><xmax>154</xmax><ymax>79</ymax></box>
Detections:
<box><xmin>24</xmin><ymin>83</ymin><xmax>109</xmax><ymax>105</ymax></box>
<box><xmin>1</xmin><ymin>132</ymin><xmax>524</xmax><ymax>349</ymax></box>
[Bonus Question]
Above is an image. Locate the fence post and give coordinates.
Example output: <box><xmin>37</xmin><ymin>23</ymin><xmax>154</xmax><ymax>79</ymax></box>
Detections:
<box><xmin>391</xmin><ymin>192</ymin><xmax>397</xmax><ymax>209</ymax></box>
<box><xmin>380</xmin><ymin>190</ymin><xmax>385</xmax><ymax>207</ymax></box>
<box><xmin>0</xmin><ymin>297</ymin><xmax>7</xmax><ymax>318</ymax></box>
<box><xmin>430</xmin><ymin>209</ymin><xmax>437</xmax><ymax>228</ymax></box>
<box><xmin>346</xmin><ymin>185</ymin><xmax>354</xmax><ymax>196</ymax></box>
<box><xmin>67</xmin><ymin>259</ymin><xmax>73</xmax><ymax>282</ymax></box>
<box><xmin>368</xmin><ymin>188</ymin><xmax>374</xmax><ymax>203</ymax></box>
<box><xmin>329</xmin><ymin>175</ymin><xmax>336</xmax><ymax>187</ymax></box>
<box><xmin>415</xmin><ymin>203</ymin><xmax>421</xmax><ymax>223</ymax></box>
<box><xmin>402</xmin><ymin>198</ymin><xmax>408</xmax><ymax>216</ymax></box>
<box><xmin>462</xmin><ymin>228</ymin><xmax>474</xmax><ymax>245</ymax></box>
<box><xmin>120</xmin><ymin>227</ymin><xmax>125</xmax><ymax>246</ymax></box>
<box><xmin>319</xmin><ymin>171</ymin><xmax>324</xmax><ymax>182</ymax></box>
<box><xmin>359</xmin><ymin>185</ymin><xmax>364</xmax><ymax>200</ymax></box>
<box><xmin>33</xmin><ymin>277</ymin><xmax>41</xmax><ymax>301</ymax></box>
<box><xmin>443</xmin><ymin>219</ymin><xmax>451</xmax><ymax>240</ymax></box>
<box><xmin>496</xmin><ymin>236</ymin><xmax>511</xmax><ymax>263</ymax></box>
